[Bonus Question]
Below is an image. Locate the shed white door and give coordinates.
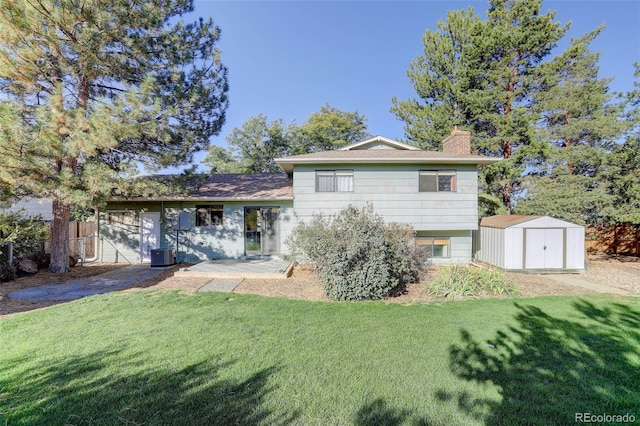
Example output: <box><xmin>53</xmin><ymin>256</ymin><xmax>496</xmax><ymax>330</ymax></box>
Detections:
<box><xmin>525</xmin><ymin>228</ymin><xmax>564</xmax><ymax>269</ymax></box>
<box><xmin>140</xmin><ymin>212</ymin><xmax>160</xmax><ymax>262</ymax></box>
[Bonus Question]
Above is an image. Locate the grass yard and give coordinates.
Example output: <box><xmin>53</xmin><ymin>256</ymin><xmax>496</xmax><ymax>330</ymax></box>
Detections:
<box><xmin>1</xmin><ymin>291</ymin><xmax>639</xmax><ymax>425</ymax></box>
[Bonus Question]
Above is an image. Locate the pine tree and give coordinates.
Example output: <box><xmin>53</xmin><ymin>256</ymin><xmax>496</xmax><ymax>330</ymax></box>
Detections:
<box><xmin>0</xmin><ymin>0</ymin><xmax>229</xmax><ymax>272</ymax></box>
<box><xmin>390</xmin><ymin>7</ymin><xmax>479</xmax><ymax>149</ymax></box>
<box><xmin>515</xmin><ymin>27</ymin><xmax>629</xmax><ymax>225</ymax></box>
<box><xmin>392</xmin><ymin>0</ymin><xmax>568</xmax><ymax>211</ymax></box>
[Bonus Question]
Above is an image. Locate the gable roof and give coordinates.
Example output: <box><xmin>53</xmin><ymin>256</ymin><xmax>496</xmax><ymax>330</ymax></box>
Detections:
<box><xmin>275</xmin><ymin>147</ymin><xmax>499</xmax><ymax>173</ymax></box>
<box><xmin>275</xmin><ymin>135</ymin><xmax>500</xmax><ymax>173</ymax></box>
<box><xmin>480</xmin><ymin>215</ymin><xmax>583</xmax><ymax>229</ymax></box>
<box><xmin>339</xmin><ymin>135</ymin><xmax>422</xmax><ymax>151</ymax></box>
<box><xmin>111</xmin><ymin>173</ymin><xmax>293</xmax><ymax>202</ymax></box>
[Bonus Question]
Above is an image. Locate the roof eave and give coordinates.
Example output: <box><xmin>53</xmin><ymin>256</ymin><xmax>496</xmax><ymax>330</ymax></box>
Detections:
<box><xmin>275</xmin><ymin>157</ymin><xmax>501</xmax><ymax>173</ymax></box>
<box><xmin>108</xmin><ymin>196</ymin><xmax>294</xmax><ymax>203</ymax></box>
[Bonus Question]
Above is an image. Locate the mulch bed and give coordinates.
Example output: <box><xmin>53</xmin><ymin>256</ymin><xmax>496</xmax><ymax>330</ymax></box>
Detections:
<box><xmin>2</xmin><ymin>255</ymin><xmax>637</xmax><ymax>318</ymax></box>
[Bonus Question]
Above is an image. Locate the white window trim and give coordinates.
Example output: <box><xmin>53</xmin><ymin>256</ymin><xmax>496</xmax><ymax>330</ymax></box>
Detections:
<box><xmin>419</xmin><ymin>170</ymin><xmax>457</xmax><ymax>192</ymax></box>
<box><xmin>316</xmin><ymin>170</ymin><xmax>354</xmax><ymax>192</ymax></box>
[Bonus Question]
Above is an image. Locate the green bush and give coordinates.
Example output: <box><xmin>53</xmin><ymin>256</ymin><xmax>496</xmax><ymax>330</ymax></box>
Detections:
<box><xmin>287</xmin><ymin>204</ymin><xmax>428</xmax><ymax>301</ymax></box>
<box><xmin>427</xmin><ymin>265</ymin><xmax>519</xmax><ymax>299</ymax></box>
<box><xmin>0</xmin><ymin>209</ymin><xmax>49</xmax><ymax>243</ymax></box>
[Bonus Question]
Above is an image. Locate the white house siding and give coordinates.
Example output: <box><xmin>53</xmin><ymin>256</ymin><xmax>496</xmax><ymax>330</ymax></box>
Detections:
<box><xmin>291</xmin><ymin>165</ymin><xmax>479</xmax><ymax>264</ymax></box>
<box><xmin>416</xmin><ymin>230</ymin><xmax>473</xmax><ymax>264</ymax></box>
<box><xmin>292</xmin><ymin>165</ymin><xmax>479</xmax><ymax>231</ymax></box>
<box><xmin>99</xmin><ymin>201</ymin><xmax>294</xmax><ymax>263</ymax></box>
<box><xmin>98</xmin><ymin>203</ymin><xmax>151</xmax><ymax>263</ymax></box>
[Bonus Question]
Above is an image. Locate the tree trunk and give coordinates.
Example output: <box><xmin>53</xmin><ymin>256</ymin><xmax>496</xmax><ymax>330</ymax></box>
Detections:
<box><xmin>501</xmin><ymin>182</ymin><xmax>513</xmax><ymax>214</ymax></box>
<box><xmin>49</xmin><ymin>195</ymin><xmax>71</xmax><ymax>273</ymax></box>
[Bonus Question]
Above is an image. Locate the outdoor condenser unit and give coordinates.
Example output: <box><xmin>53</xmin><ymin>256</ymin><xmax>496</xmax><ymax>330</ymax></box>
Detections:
<box><xmin>150</xmin><ymin>248</ymin><xmax>174</xmax><ymax>267</ymax></box>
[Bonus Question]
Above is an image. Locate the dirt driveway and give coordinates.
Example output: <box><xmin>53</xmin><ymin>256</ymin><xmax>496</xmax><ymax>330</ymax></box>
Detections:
<box><xmin>1</xmin><ymin>254</ymin><xmax>638</xmax><ymax>318</ymax></box>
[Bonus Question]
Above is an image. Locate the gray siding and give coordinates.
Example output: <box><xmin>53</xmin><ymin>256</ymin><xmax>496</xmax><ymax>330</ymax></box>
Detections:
<box><xmin>99</xmin><ymin>201</ymin><xmax>294</xmax><ymax>263</ymax></box>
<box><xmin>292</xmin><ymin>165</ymin><xmax>479</xmax><ymax>231</ymax></box>
<box><xmin>417</xmin><ymin>230</ymin><xmax>473</xmax><ymax>264</ymax></box>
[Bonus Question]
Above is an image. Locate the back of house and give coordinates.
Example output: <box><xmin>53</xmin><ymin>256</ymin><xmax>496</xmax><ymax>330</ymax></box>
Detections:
<box><xmin>98</xmin><ymin>131</ymin><xmax>499</xmax><ymax>264</ymax></box>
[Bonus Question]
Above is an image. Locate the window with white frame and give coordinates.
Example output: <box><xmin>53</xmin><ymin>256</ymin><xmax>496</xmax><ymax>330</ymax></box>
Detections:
<box><xmin>416</xmin><ymin>236</ymin><xmax>451</xmax><ymax>258</ymax></box>
<box><xmin>316</xmin><ymin>170</ymin><xmax>354</xmax><ymax>192</ymax></box>
<box><xmin>107</xmin><ymin>210</ymin><xmax>135</xmax><ymax>225</ymax></box>
<box><xmin>196</xmin><ymin>205</ymin><xmax>223</xmax><ymax>226</ymax></box>
<box><xmin>419</xmin><ymin>170</ymin><xmax>457</xmax><ymax>192</ymax></box>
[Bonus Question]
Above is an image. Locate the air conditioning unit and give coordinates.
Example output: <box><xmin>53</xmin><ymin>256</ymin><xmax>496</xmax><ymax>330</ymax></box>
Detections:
<box><xmin>150</xmin><ymin>248</ymin><xmax>174</xmax><ymax>267</ymax></box>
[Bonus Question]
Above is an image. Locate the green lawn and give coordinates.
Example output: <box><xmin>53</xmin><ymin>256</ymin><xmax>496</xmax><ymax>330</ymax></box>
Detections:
<box><xmin>1</xmin><ymin>291</ymin><xmax>639</xmax><ymax>425</ymax></box>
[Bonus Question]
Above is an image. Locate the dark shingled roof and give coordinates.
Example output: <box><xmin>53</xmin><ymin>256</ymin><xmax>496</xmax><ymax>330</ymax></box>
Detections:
<box><xmin>113</xmin><ymin>173</ymin><xmax>293</xmax><ymax>201</ymax></box>
<box><xmin>189</xmin><ymin>173</ymin><xmax>293</xmax><ymax>200</ymax></box>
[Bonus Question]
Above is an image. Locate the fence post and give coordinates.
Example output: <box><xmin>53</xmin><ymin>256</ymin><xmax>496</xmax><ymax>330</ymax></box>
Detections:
<box><xmin>8</xmin><ymin>242</ymin><xmax>13</xmax><ymax>265</ymax></box>
<box><xmin>80</xmin><ymin>237</ymin><xmax>86</xmax><ymax>266</ymax></box>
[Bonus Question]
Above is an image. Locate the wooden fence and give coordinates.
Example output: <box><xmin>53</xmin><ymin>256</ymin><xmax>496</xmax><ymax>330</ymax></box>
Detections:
<box><xmin>0</xmin><ymin>221</ymin><xmax>97</xmax><ymax>266</ymax></box>
<box><xmin>586</xmin><ymin>224</ymin><xmax>640</xmax><ymax>256</ymax></box>
<box><xmin>68</xmin><ymin>221</ymin><xmax>96</xmax><ymax>258</ymax></box>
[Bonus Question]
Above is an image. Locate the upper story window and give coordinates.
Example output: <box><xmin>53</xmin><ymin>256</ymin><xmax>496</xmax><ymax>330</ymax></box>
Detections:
<box><xmin>419</xmin><ymin>170</ymin><xmax>457</xmax><ymax>192</ymax></box>
<box><xmin>316</xmin><ymin>170</ymin><xmax>354</xmax><ymax>192</ymax></box>
<box><xmin>196</xmin><ymin>205</ymin><xmax>223</xmax><ymax>226</ymax></box>
<box><xmin>107</xmin><ymin>210</ymin><xmax>134</xmax><ymax>225</ymax></box>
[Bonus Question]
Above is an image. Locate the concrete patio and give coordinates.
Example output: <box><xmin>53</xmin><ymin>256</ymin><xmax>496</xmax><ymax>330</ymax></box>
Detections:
<box><xmin>173</xmin><ymin>256</ymin><xmax>293</xmax><ymax>279</ymax></box>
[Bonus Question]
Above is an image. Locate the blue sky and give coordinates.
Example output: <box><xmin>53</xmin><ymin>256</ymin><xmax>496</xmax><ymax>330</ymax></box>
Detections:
<box><xmin>178</xmin><ymin>0</ymin><xmax>640</xmax><ymax>172</ymax></box>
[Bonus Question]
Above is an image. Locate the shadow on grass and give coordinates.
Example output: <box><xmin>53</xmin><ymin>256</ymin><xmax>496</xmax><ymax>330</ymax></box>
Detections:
<box><xmin>354</xmin><ymin>398</ymin><xmax>439</xmax><ymax>426</ymax></box>
<box><xmin>1</xmin><ymin>350</ymin><xmax>299</xmax><ymax>425</ymax></box>
<box><xmin>439</xmin><ymin>299</ymin><xmax>640</xmax><ymax>425</ymax></box>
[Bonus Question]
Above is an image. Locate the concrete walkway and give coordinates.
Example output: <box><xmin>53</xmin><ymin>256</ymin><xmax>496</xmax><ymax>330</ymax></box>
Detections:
<box><xmin>174</xmin><ymin>257</ymin><xmax>293</xmax><ymax>279</ymax></box>
<box><xmin>8</xmin><ymin>264</ymin><xmax>173</xmax><ymax>301</ymax></box>
<box><xmin>544</xmin><ymin>274</ymin><xmax>633</xmax><ymax>296</ymax></box>
<box><xmin>197</xmin><ymin>278</ymin><xmax>244</xmax><ymax>293</ymax></box>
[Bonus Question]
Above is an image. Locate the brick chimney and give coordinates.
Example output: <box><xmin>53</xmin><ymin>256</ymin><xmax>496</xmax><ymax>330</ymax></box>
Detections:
<box><xmin>442</xmin><ymin>129</ymin><xmax>471</xmax><ymax>155</ymax></box>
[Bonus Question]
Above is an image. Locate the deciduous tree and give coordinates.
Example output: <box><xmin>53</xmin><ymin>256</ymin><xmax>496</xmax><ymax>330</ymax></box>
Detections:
<box><xmin>204</xmin><ymin>105</ymin><xmax>370</xmax><ymax>174</ymax></box>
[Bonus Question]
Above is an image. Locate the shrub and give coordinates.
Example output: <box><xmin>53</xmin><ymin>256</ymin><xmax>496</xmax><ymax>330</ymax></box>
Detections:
<box><xmin>0</xmin><ymin>209</ymin><xmax>49</xmax><ymax>243</ymax></box>
<box><xmin>427</xmin><ymin>265</ymin><xmax>519</xmax><ymax>299</ymax></box>
<box><xmin>287</xmin><ymin>204</ymin><xmax>428</xmax><ymax>301</ymax></box>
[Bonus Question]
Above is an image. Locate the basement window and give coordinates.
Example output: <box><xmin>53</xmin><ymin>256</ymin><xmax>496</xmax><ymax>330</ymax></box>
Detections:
<box><xmin>196</xmin><ymin>205</ymin><xmax>223</xmax><ymax>226</ymax></box>
<box><xmin>416</xmin><ymin>236</ymin><xmax>451</xmax><ymax>258</ymax></box>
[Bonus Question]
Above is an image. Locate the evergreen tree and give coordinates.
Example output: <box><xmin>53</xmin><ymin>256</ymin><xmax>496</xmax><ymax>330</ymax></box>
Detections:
<box><xmin>601</xmin><ymin>64</ymin><xmax>640</xmax><ymax>225</ymax></box>
<box><xmin>392</xmin><ymin>0</ymin><xmax>568</xmax><ymax>211</ymax></box>
<box><xmin>0</xmin><ymin>0</ymin><xmax>229</xmax><ymax>272</ymax></box>
<box><xmin>529</xmin><ymin>26</ymin><xmax>625</xmax><ymax>173</ymax></box>
<box><xmin>390</xmin><ymin>7</ymin><xmax>479</xmax><ymax>150</ymax></box>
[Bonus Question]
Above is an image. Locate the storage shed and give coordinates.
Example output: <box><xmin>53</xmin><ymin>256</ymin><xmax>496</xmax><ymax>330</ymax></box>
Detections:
<box><xmin>475</xmin><ymin>215</ymin><xmax>585</xmax><ymax>272</ymax></box>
